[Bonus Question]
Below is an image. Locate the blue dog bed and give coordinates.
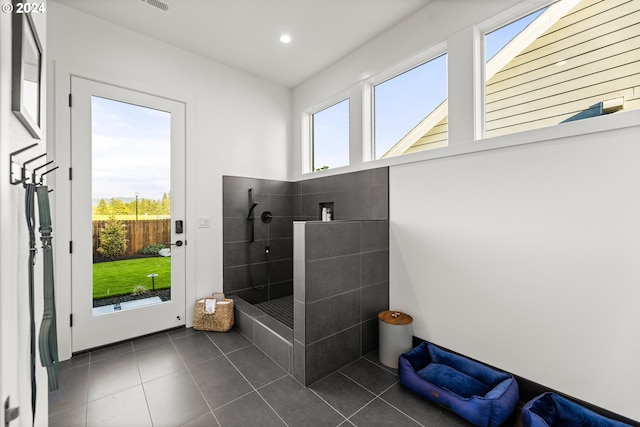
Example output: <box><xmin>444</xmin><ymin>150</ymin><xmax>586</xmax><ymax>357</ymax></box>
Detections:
<box><xmin>522</xmin><ymin>392</ymin><xmax>632</xmax><ymax>427</ymax></box>
<box><xmin>398</xmin><ymin>342</ymin><xmax>519</xmax><ymax>427</ymax></box>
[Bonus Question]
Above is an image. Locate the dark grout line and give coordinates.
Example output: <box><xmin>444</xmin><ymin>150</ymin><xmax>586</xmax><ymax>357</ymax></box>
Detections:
<box><xmin>55</xmin><ymin>327</ymin><xmax>497</xmax><ymax>427</ymax></box>
<box><xmin>169</xmin><ymin>330</ymin><xmax>221</xmax><ymax>426</ymax></box>
<box><xmin>203</xmin><ymin>331</ymin><xmax>289</xmax><ymax>426</ymax></box>
<box><xmin>307</xmin><ymin>384</ymin><xmax>350</xmax><ymax>425</ymax></box>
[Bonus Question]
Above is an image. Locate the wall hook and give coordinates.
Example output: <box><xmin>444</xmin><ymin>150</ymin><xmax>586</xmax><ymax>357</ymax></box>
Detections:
<box><xmin>9</xmin><ymin>143</ymin><xmax>38</xmax><ymax>185</ymax></box>
<box><xmin>33</xmin><ymin>161</ymin><xmax>58</xmax><ymax>185</ymax></box>
<box><xmin>22</xmin><ymin>153</ymin><xmax>46</xmax><ymax>185</ymax></box>
<box><xmin>8</xmin><ymin>143</ymin><xmax>57</xmax><ymax>188</ymax></box>
<box><xmin>32</xmin><ymin>159</ymin><xmax>53</xmax><ymax>183</ymax></box>
<box><xmin>39</xmin><ymin>167</ymin><xmax>59</xmax><ymax>185</ymax></box>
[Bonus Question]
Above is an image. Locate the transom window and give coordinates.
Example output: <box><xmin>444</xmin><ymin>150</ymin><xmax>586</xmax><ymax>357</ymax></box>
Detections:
<box><xmin>483</xmin><ymin>0</ymin><xmax>640</xmax><ymax>138</ymax></box>
<box><xmin>311</xmin><ymin>98</ymin><xmax>350</xmax><ymax>171</ymax></box>
<box><xmin>373</xmin><ymin>53</ymin><xmax>448</xmax><ymax>159</ymax></box>
<box><xmin>301</xmin><ymin>0</ymin><xmax>639</xmax><ymax>174</ymax></box>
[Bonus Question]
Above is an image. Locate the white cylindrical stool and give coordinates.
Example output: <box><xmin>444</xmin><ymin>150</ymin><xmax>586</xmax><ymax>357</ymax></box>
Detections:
<box><xmin>378</xmin><ymin>310</ymin><xmax>413</xmax><ymax>369</ymax></box>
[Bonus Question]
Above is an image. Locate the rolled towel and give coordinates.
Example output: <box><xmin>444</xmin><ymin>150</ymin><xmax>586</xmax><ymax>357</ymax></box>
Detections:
<box><xmin>205</xmin><ymin>299</ymin><xmax>216</xmax><ymax>313</ymax></box>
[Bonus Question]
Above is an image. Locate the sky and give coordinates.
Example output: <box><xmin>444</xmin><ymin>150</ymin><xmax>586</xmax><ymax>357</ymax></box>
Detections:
<box><xmin>91</xmin><ymin>96</ymin><xmax>171</xmax><ymax>203</ymax></box>
<box><xmin>486</xmin><ymin>8</ymin><xmax>544</xmax><ymax>61</ymax></box>
<box><xmin>312</xmin><ymin>99</ymin><xmax>350</xmax><ymax>169</ymax></box>
<box><xmin>374</xmin><ymin>53</ymin><xmax>447</xmax><ymax>159</ymax></box>
<box><xmin>313</xmin><ymin>6</ymin><xmax>545</xmax><ymax>167</ymax></box>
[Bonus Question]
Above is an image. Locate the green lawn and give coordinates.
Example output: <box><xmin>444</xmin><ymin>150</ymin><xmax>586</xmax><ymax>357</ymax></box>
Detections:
<box><xmin>93</xmin><ymin>257</ymin><xmax>171</xmax><ymax>299</ymax></box>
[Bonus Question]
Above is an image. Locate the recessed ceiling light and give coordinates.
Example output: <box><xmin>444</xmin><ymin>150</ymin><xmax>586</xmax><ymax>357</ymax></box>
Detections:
<box><xmin>280</xmin><ymin>34</ymin><xmax>292</xmax><ymax>44</ymax></box>
<box><xmin>556</xmin><ymin>60</ymin><xmax>568</xmax><ymax>66</ymax></box>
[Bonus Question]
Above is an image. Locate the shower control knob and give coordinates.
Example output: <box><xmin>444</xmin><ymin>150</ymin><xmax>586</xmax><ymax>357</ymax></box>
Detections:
<box><xmin>261</xmin><ymin>211</ymin><xmax>273</xmax><ymax>223</ymax></box>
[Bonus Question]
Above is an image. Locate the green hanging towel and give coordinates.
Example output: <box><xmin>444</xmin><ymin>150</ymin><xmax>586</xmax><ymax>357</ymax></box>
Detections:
<box><xmin>36</xmin><ymin>185</ymin><xmax>59</xmax><ymax>391</ymax></box>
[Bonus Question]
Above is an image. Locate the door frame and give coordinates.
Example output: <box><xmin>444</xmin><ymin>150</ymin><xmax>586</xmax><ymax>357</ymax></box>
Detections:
<box><xmin>71</xmin><ymin>76</ymin><xmax>187</xmax><ymax>351</ymax></box>
<box><xmin>52</xmin><ymin>62</ymin><xmax>197</xmax><ymax>360</ymax></box>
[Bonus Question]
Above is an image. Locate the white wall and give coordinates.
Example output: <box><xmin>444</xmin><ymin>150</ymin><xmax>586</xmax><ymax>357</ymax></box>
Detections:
<box><xmin>390</xmin><ymin>123</ymin><xmax>640</xmax><ymax>420</ymax></box>
<box><xmin>47</xmin><ymin>2</ymin><xmax>291</xmax><ymax>360</ymax></box>
<box><xmin>291</xmin><ymin>0</ymin><xmax>640</xmax><ymax>421</ymax></box>
<box><xmin>1</xmin><ymin>4</ymin><xmax>49</xmax><ymax>425</ymax></box>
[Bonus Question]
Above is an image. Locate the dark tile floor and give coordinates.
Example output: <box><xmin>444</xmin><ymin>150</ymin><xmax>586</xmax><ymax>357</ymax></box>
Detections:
<box><xmin>49</xmin><ymin>327</ymin><xmax>523</xmax><ymax>426</ymax></box>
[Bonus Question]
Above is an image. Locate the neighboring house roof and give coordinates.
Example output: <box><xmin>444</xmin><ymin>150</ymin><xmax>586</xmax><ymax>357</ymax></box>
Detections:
<box><xmin>383</xmin><ymin>0</ymin><xmax>640</xmax><ymax>158</ymax></box>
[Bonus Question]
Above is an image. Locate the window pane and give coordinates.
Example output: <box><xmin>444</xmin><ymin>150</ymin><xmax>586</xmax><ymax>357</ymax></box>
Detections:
<box><xmin>485</xmin><ymin>9</ymin><xmax>544</xmax><ymax>62</ymax></box>
<box><xmin>373</xmin><ymin>54</ymin><xmax>447</xmax><ymax>159</ymax></box>
<box><xmin>312</xmin><ymin>99</ymin><xmax>349</xmax><ymax>171</ymax></box>
<box><xmin>484</xmin><ymin>0</ymin><xmax>640</xmax><ymax>138</ymax></box>
<box><xmin>91</xmin><ymin>96</ymin><xmax>172</xmax><ymax>315</ymax></box>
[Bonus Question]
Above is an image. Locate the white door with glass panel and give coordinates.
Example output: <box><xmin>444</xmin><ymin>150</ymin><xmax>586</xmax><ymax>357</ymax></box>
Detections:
<box><xmin>70</xmin><ymin>77</ymin><xmax>186</xmax><ymax>352</ymax></box>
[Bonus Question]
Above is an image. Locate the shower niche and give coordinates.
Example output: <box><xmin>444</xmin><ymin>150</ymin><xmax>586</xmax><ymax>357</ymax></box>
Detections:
<box><xmin>318</xmin><ymin>201</ymin><xmax>334</xmax><ymax>221</ymax></box>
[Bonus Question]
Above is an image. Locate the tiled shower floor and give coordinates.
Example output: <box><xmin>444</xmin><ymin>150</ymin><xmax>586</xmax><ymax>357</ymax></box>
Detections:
<box><xmin>255</xmin><ymin>295</ymin><xmax>293</xmax><ymax>329</ymax></box>
<box><xmin>49</xmin><ymin>327</ymin><xmax>523</xmax><ymax>426</ymax></box>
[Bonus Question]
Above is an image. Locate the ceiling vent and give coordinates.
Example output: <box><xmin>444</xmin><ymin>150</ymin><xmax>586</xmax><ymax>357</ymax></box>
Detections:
<box><xmin>140</xmin><ymin>0</ymin><xmax>170</xmax><ymax>12</ymax></box>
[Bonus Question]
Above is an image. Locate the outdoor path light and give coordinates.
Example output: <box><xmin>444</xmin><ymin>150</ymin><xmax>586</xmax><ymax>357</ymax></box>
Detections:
<box><xmin>147</xmin><ymin>273</ymin><xmax>158</xmax><ymax>290</ymax></box>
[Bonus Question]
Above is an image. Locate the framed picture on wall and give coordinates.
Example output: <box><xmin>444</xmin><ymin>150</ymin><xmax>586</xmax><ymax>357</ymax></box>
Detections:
<box><xmin>12</xmin><ymin>9</ymin><xmax>43</xmax><ymax>139</ymax></box>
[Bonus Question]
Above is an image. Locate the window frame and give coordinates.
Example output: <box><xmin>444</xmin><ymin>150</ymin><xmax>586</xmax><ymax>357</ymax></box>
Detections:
<box><xmin>303</xmin><ymin>90</ymin><xmax>351</xmax><ymax>173</ymax></box>
<box><xmin>475</xmin><ymin>0</ymin><xmax>620</xmax><ymax>139</ymax></box>
<box><xmin>364</xmin><ymin>42</ymin><xmax>448</xmax><ymax>161</ymax></box>
<box><xmin>476</xmin><ymin>2</ymin><xmax>551</xmax><ymax>139</ymax></box>
<box><xmin>298</xmin><ymin>0</ymin><xmax>639</xmax><ymax>178</ymax></box>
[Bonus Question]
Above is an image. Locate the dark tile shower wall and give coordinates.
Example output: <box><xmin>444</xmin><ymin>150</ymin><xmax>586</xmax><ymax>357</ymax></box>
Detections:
<box><xmin>223</xmin><ymin>176</ymin><xmax>296</xmax><ymax>304</ymax></box>
<box><xmin>296</xmin><ymin>168</ymin><xmax>389</xmax><ymax>221</ymax></box>
<box><xmin>223</xmin><ymin>167</ymin><xmax>389</xmax><ymax>304</ymax></box>
<box><xmin>293</xmin><ymin>220</ymin><xmax>390</xmax><ymax>386</ymax></box>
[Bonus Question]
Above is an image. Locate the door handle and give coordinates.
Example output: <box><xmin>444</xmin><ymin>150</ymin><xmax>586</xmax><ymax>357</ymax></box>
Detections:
<box><xmin>166</xmin><ymin>240</ymin><xmax>184</xmax><ymax>247</ymax></box>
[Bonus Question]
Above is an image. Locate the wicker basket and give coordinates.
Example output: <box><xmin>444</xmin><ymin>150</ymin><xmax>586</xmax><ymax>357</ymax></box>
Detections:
<box><xmin>192</xmin><ymin>292</ymin><xmax>234</xmax><ymax>332</ymax></box>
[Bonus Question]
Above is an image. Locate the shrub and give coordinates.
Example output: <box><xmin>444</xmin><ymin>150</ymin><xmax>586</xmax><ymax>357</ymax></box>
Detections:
<box><xmin>97</xmin><ymin>215</ymin><xmax>128</xmax><ymax>259</ymax></box>
<box><xmin>141</xmin><ymin>243</ymin><xmax>166</xmax><ymax>255</ymax></box>
<box><xmin>132</xmin><ymin>285</ymin><xmax>149</xmax><ymax>296</ymax></box>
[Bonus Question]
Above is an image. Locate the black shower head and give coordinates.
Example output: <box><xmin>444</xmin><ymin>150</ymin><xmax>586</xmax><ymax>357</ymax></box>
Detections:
<box><xmin>247</xmin><ymin>202</ymin><xmax>258</xmax><ymax>220</ymax></box>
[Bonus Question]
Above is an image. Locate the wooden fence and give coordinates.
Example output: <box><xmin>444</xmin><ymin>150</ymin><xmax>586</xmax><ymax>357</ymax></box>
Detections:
<box><xmin>93</xmin><ymin>219</ymin><xmax>171</xmax><ymax>258</ymax></box>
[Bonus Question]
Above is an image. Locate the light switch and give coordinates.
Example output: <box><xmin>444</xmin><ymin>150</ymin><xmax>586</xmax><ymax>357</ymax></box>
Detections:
<box><xmin>198</xmin><ymin>216</ymin><xmax>210</xmax><ymax>228</ymax></box>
